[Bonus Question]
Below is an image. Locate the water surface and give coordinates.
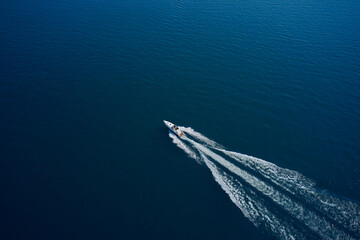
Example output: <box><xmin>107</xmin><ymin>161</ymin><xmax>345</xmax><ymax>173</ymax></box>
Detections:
<box><xmin>1</xmin><ymin>0</ymin><xmax>359</xmax><ymax>239</ymax></box>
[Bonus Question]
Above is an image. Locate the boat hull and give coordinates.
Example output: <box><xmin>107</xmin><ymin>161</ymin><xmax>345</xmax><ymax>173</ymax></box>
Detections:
<box><xmin>163</xmin><ymin>120</ymin><xmax>184</xmax><ymax>138</ymax></box>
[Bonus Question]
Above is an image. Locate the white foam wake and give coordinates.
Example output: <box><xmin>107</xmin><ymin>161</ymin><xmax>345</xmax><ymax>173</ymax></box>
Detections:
<box><xmin>188</xmin><ymin>139</ymin><xmax>355</xmax><ymax>240</ymax></box>
<box><xmin>167</xmin><ymin>126</ymin><xmax>360</xmax><ymax>239</ymax></box>
<box><xmin>168</xmin><ymin>132</ymin><xmax>201</xmax><ymax>163</ymax></box>
<box><xmin>179</xmin><ymin>126</ymin><xmax>223</xmax><ymax>148</ymax></box>
<box><xmin>201</xmin><ymin>152</ymin><xmax>302</xmax><ymax>240</ymax></box>
<box><xmin>216</xmin><ymin>148</ymin><xmax>360</xmax><ymax>235</ymax></box>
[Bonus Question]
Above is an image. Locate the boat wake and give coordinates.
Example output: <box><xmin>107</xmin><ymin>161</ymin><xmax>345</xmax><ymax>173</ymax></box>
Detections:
<box><xmin>166</xmin><ymin>126</ymin><xmax>360</xmax><ymax>240</ymax></box>
<box><xmin>168</xmin><ymin>132</ymin><xmax>200</xmax><ymax>163</ymax></box>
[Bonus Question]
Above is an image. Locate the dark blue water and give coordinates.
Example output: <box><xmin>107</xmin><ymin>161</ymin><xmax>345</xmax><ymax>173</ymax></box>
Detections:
<box><xmin>1</xmin><ymin>0</ymin><xmax>360</xmax><ymax>239</ymax></box>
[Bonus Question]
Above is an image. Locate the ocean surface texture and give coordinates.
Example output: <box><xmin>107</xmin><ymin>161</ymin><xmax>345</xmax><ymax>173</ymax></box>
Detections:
<box><xmin>1</xmin><ymin>0</ymin><xmax>359</xmax><ymax>239</ymax></box>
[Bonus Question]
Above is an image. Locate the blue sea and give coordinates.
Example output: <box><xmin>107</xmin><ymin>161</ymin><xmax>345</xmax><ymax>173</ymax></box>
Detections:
<box><xmin>1</xmin><ymin>0</ymin><xmax>360</xmax><ymax>239</ymax></box>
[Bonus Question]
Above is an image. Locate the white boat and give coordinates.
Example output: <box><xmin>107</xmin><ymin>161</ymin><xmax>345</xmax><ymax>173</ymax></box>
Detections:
<box><xmin>163</xmin><ymin>120</ymin><xmax>184</xmax><ymax>138</ymax></box>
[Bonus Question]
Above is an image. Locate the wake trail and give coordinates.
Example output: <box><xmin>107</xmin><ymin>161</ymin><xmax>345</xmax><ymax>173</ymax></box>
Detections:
<box><xmin>201</xmin><ymin>152</ymin><xmax>303</xmax><ymax>240</ymax></box>
<box><xmin>168</xmin><ymin>132</ymin><xmax>201</xmax><ymax>163</ymax></box>
<box><xmin>187</xmin><ymin>138</ymin><xmax>354</xmax><ymax>240</ymax></box>
<box><xmin>216</xmin><ymin>148</ymin><xmax>360</xmax><ymax>236</ymax></box>
<box><xmin>183</xmin><ymin>126</ymin><xmax>360</xmax><ymax>235</ymax></box>
<box><xmin>179</xmin><ymin>126</ymin><xmax>223</xmax><ymax>148</ymax></box>
<box><xmin>167</xmin><ymin>127</ymin><xmax>360</xmax><ymax>239</ymax></box>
